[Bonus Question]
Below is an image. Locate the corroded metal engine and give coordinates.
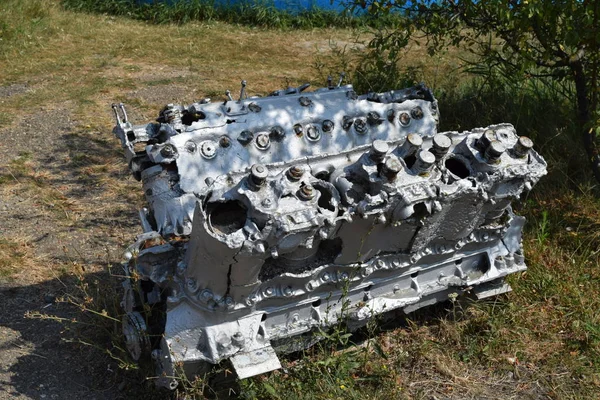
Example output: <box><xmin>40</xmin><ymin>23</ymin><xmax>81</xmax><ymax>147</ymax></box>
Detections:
<box><xmin>112</xmin><ymin>80</ymin><xmax>546</xmax><ymax>388</ymax></box>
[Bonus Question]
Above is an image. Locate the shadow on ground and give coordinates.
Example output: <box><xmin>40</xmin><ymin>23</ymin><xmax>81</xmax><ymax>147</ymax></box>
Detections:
<box><xmin>0</xmin><ymin>271</ymin><xmax>172</xmax><ymax>400</ymax></box>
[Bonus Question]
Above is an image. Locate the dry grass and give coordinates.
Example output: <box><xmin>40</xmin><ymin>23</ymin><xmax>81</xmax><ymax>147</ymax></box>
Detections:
<box><xmin>0</xmin><ymin>1</ymin><xmax>365</xmax><ymax>131</ymax></box>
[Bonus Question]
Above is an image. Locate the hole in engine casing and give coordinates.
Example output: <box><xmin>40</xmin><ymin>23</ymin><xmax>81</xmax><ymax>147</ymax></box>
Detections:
<box><xmin>207</xmin><ymin>200</ymin><xmax>248</xmax><ymax>234</ymax></box>
<box><xmin>259</xmin><ymin>238</ymin><xmax>343</xmax><ymax>281</ymax></box>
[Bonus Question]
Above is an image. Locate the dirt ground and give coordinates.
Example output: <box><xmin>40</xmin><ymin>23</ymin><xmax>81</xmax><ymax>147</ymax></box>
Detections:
<box><xmin>0</xmin><ymin>69</ymin><xmax>213</xmax><ymax>398</ymax></box>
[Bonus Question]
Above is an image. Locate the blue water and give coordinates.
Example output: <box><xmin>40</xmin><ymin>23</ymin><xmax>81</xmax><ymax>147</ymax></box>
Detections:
<box><xmin>141</xmin><ymin>0</ymin><xmax>352</xmax><ymax>13</ymax></box>
<box><xmin>270</xmin><ymin>0</ymin><xmax>349</xmax><ymax>12</ymax></box>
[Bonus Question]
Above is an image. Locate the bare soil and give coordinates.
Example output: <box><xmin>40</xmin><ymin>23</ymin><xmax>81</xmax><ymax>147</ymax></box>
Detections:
<box><xmin>0</xmin><ymin>82</ymin><xmax>175</xmax><ymax>399</ymax></box>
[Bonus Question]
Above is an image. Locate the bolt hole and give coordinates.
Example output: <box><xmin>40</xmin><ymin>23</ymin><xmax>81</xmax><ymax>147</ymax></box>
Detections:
<box><xmin>455</xmin><ymin>258</ymin><xmax>463</xmax><ymax>265</ymax></box>
<box><xmin>445</xmin><ymin>158</ymin><xmax>470</xmax><ymax>179</ymax></box>
<box><xmin>312</xmin><ymin>299</ymin><xmax>321</xmax><ymax>307</ymax></box>
<box><xmin>314</xmin><ymin>170</ymin><xmax>330</xmax><ymax>180</ymax></box>
<box><xmin>261</xmin><ymin>313</ymin><xmax>268</xmax><ymax>322</ymax></box>
<box><xmin>181</xmin><ymin>111</ymin><xmax>206</xmax><ymax>125</ymax></box>
<box><xmin>410</xmin><ymin>271</ymin><xmax>419</xmax><ymax>278</ymax></box>
<box><xmin>364</xmin><ymin>284</ymin><xmax>373</xmax><ymax>292</ymax></box>
<box><xmin>404</xmin><ymin>154</ymin><xmax>416</xmax><ymax>169</ymax></box>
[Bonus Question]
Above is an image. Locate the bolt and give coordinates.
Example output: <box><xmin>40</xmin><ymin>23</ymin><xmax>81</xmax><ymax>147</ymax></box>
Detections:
<box><xmin>399</xmin><ymin>112</ymin><xmax>411</xmax><ymax>126</ymax></box>
<box><xmin>322</xmin><ymin>119</ymin><xmax>334</xmax><ymax>132</ymax></box>
<box><xmin>306</xmin><ymin>125</ymin><xmax>321</xmax><ymax>141</ymax></box>
<box><xmin>216</xmin><ymin>333</ymin><xmax>231</xmax><ymax>350</ymax></box>
<box><xmin>411</xmin><ymin>150</ymin><xmax>436</xmax><ymax>175</ymax></box>
<box><xmin>293</xmin><ymin>124</ymin><xmax>304</xmax><ymax>136</ymax></box>
<box><xmin>386</xmin><ymin>109</ymin><xmax>395</xmax><ymax>122</ymax></box>
<box><xmin>287</xmin><ymin>165</ymin><xmax>304</xmax><ymax>181</ymax></box>
<box><xmin>200</xmin><ymin>141</ymin><xmax>217</xmax><ymax>159</ymax></box>
<box><xmin>270</xmin><ymin>126</ymin><xmax>285</xmax><ymax>140</ymax></box>
<box><xmin>370</xmin><ymin>140</ymin><xmax>389</xmax><ymax>163</ymax></box>
<box><xmin>237</xmin><ymin>130</ymin><xmax>254</xmax><ymax>146</ymax></box>
<box><xmin>255</xmin><ymin>133</ymin><xmax>270</xmax><ymax>150</ymax></box>
<box><xmin>299</xmin><ymin>96</ymin><xmax>312</xmax><ymax>106</ymax></box>
<box><xmin>495</xmin><ymin>255</ymin><xmax>506</xmax><ymax>270</ymax></box>
<box><xmin>354</xmin><ymin>118</ymin><xmax>368</xmax><ymax>134</ymax></box>
<box><xmin>337</xmin><ymin>72</ymin><xmax>346</xmax><ymax>87</ymax></box>
<box><xmin>219</xmin><ymin>136</ymin><xmax>231</xmax><ymax>148</ymax></box>
<box><xmin>250</xmin><ymin>164</ymin><xmax>268</xmax><ymax>186</ymax></box>
<box><xmin>299</xmin><ymin>184</ymin><xmax>315</xmax><ymax>200</ymax></box>
<box><xmin>322</xmin><ymin>272</ymin><xmax>330</xmax><ymax>282</ymax></box>
<box><xmin>431</xmin><ymin>134</ymin><xmax>452</xmax><ymax>160</ymax></box>
<box><xmin>232</xmin><ymin>332</ymin><xmax>245</xmax><ymax>346</ymax></box>
<box><xmin>239</xmin><ymin>80</ymin><xmax>247</xmax><ymax>101</ymax></box>
<box><xmin>382</xmin><ymin>155</ymin><xmax>402</xmax><ymax>181</ymax></box>
<box><xmin>249</xmin><ymin>293</ymin><xmax>258</xmax><ymax>304</ymax></box>
<box><xmin>398</xmin><ymin>133</ymin><xmax>423</xmax><ymax>157</ymax></box>
<box><xmin>160</xmin><ymin>144</ymin><xmax>177</xmax><ymax>158</ymax></box>
<box><xmin>410</xmin><ymin>106</ymin><xmax>424</xmax><ymax>120</ymax></box>
<box><xmin>376</xmin><ymin>259</ymin><xmax>385</xmax><ymax>269</ymax></box>
<box><xmin>342</xmin><ymin>116</ymin><xmax>354</xmax><ymax>130</ymax></box>
<box><xmin>248</xmin><ymin>102</ymin><xmax>261</xmax><ymax>113</ymax></box>
<box><xmin>225</xmin><ymin>297</ymin><xmax>234</xmax><ymax>308</ymax></box>
<box><xmin>283</xmin><ymin>286</ymin><xmax>293</xmax><ymax>296</ymax></box>
<box><xmin>201</xmin><ymin>289</ymin><xmax>213</xmax><ymax>301</ymax></box>
<box><xmin>513</xmin><ymin>136</ymin><xmax>533</xmax><ymax>158</ymax></box>
<box><xmin>264</xmin><ymin>287</ymin><xmax>274</xmax><ymax>297</ymax></box>
<box><xmin>187</xmin><ymin>278</ymin><xmax>197</xmax><ymax>290</ymax></box>
<box><xmin>478</xmin><ymin>129</ymin><xmax>497</xmax><ymax>150</ymax></box>
<box><xmin>262</xmin><ymin>198</ymin><xmax>272</xmax><ymax>208</ymax></box>
<box><xmin>485</xmin><ymin>140</ymin><xmax>506</xmax><ymax>164</ymax></box>
<box><xmin>185</xmin><ymin>141</ymin><xmax>197</xmax><ymax>153</ymax></box>
<box><xmin>340</xmin><ymin>272</ymin><xmax>349</xmax><ymax>280</ymax></box>
<box><xmin>514</xmin><ymin>251</ymin><xmax>524</xmax><ymax>265</ymax></box>
<box><xmin>367</xmin><ymin>111</ymin><xmax>382</xmax><ymax>125</ymax></box>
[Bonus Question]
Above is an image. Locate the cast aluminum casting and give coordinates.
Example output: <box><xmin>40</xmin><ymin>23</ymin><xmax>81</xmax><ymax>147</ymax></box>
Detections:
<box><xmin>111</xmin><ymin>79</ymin><xmax>546</xmax><ymax>388</ymax></box>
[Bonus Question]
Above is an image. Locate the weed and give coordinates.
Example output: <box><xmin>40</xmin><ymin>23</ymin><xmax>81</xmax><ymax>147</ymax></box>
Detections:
<box><xmin>536</xmin><ymin>210</ymin><xmax>550</xmax><ymax>245</ymax></box>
